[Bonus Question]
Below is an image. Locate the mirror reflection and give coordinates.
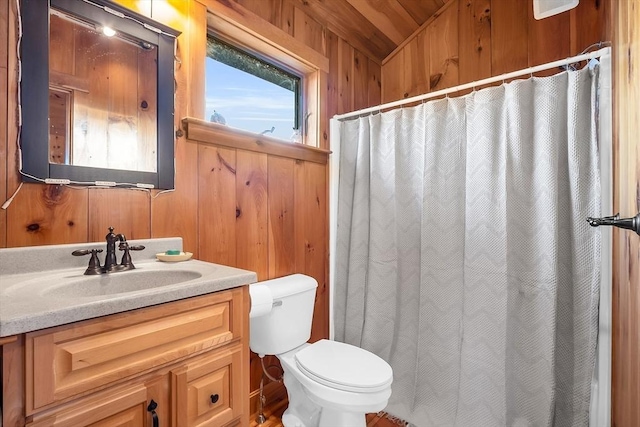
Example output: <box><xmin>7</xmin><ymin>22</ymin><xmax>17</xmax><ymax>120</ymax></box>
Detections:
<box><xmin>48</xmin><ymin>9</ymin><xmax>158</xmax><ymax>173</ymax></box>
<box><xmin>21</xmin><ymin>0</ymin><xmax>179</xmax><ymax>189</ymax></box>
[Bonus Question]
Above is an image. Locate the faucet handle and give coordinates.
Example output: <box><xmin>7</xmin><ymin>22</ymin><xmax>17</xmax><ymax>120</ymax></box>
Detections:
<box><xmin>117</xmin><ymin>243</ymin><xmax>144</xmax><ymax>251</ymax></box>
<box><xmin>117</xmin><ymin>244</ymin><xmax>144</xmax><ymax>271</ymax></box>
<box><xmin>72</xmin><ymin>249</ymin><xmax>104</xmax><ymax>275</ymax></box>
<box><xmin>72</xmin><ymin>249</ymin><xmax>103</xmax><ymax>256</ymax></box>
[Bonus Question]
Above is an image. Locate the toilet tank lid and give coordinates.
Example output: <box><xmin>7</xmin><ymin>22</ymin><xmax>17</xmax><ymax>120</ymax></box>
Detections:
<box><xmin>254</xmin><ymin>274</ymin><xmax>317</xmax><ymax>299</ymax></box>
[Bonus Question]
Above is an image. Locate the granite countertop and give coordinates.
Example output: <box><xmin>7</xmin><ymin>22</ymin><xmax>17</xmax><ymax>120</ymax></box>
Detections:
<box><xmin>0</xmin><ymin>238</ymin><xmax>257</xmax><ymax>337</ymax></box>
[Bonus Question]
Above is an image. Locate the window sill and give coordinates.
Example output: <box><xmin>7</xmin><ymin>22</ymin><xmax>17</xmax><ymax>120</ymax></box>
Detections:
<box><xmin>182</xmin><ymin>117</ymin><xmax>330</xmax><ymax>164</ymax></box>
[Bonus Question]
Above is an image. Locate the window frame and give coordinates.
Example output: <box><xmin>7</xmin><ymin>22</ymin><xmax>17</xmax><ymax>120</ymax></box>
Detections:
<box><xmin>205</xmin><ymin>34</ymin><xmax>303</xmax><ymax>137</ymax></box>
<box><xmin>205</xmin><ymin>5</ymin><xmax>328</xmax><ymax>148</ymax></box>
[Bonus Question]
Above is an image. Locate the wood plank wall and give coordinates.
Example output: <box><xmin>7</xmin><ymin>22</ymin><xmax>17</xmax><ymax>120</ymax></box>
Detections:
<box><xmin>611</xmin><ymin>1</ymin><xmax>640</xmax><ymax>426</ymax></box>
<box><xmin>0</xmin><ymin>0</ymin><xmax>379</xmax><ymax>418</ymax></box>
<box><xmin>381</xmin><ymin>0</ymin><xmax>608</xmax><ymax>102</ymax></box>
<box><xmin>3</xmin><ymin>0</ymin><xmax>634</xmax><ymax>424</ymax></box>
<box><xmin>0</xmin><ymin>0</ymin><xmax>378</xmax><ymax>246</ymax></box>
<box><xmin>382</xmin><ymin>1</ymin><xmax>639</xmax><ymax>427</ymax></box>
<box><xmin>232</xmin><ymin>0</ymin><xmax>382</xmax><ymax>121</ymax></box>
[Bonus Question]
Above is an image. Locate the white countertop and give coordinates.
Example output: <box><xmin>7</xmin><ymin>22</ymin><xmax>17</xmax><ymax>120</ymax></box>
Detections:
<box><xmin>0</xmin><ymin>238</ymin><xmax>257</xmax><ymax>337</ymax></box>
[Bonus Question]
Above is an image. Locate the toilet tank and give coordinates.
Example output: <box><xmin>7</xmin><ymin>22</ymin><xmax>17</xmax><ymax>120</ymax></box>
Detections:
<box><xmin>249</xmin><ymin>274</ymin><xmax>318</xmax><ymax>357</ymax></box>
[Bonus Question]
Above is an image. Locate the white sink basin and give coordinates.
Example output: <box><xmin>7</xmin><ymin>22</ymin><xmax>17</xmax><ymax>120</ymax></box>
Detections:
<box><xmin>3</xmin><ymin>262</ymin><xmax>210</xmax><ymax>299</ymax></box>
<box><xmin>40</xmin><ymin>269</ymin><xmax>202</xmax><ymax>297</ymax></box>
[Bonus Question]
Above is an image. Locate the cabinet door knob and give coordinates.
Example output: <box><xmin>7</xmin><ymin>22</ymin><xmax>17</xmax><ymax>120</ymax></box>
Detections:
<box><xmin>210</xmin><ymin>394</ymin><xmax>219</xmax><ymax>404</ymax></box>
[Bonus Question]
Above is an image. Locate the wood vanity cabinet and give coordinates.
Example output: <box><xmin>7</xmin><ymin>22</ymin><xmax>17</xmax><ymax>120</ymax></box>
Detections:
<box><xmin>1</xmin><ymin>286</ymin><xmax>250</xmax><ymax>427</ymax></box>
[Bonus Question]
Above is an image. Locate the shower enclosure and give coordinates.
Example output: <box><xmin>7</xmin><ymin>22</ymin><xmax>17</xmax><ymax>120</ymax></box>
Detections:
<box><xmin>330</xmin><ymin>48</ymin><xmax>612</xmax><ymax>427</ymax></box>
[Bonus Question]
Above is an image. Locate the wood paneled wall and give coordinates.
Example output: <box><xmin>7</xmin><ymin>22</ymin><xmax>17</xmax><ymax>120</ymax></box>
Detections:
<box><xmin>611</xmin><ymin>1</ymin><xmax>640</xmax><ymax>426</ymax></box>
<box><xmin>0</xmin><ymin>0</ymin><xmax>377</xmax><ymax>247</ymax></box>
<box><xmin>1</xmin><ymin>0</ymin><xmax>205</xmax><ymax>248</ymax></box>
<box><xmin>3</xmin><ymin>0</ymin><xmax>637</xmax><ymax>424</ymax></box>
<box><xmin>381</xmin><ymin>0</ymin><xmax>608</xmax><ymax>102</ymax></box>
<box><xmin>193</xmin><ymin>133</ymin><xmax>328</xmax><ymax>405</ymax></box>
<box><xmin>0</xmin><ymin>0</ymin><xmax>380</xmax><ymax>417</ymax></box>
<box><xmin>233</xmin><ymin>0</ymin><xmax>382</xmax><ymax>122</ymax></box>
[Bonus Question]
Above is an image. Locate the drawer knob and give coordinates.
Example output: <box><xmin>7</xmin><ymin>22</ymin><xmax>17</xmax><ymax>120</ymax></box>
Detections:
<box><xmin>210</xmin><ymin>394</ymin><xmax>219</xmax><ymax>404</ymax></box>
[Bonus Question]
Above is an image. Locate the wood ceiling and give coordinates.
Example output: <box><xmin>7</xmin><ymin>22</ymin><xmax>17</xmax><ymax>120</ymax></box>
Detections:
<box><xmin>293</xmin><ymin>0</ymin><xmax>452</xmax><ymax>62</ymax></box>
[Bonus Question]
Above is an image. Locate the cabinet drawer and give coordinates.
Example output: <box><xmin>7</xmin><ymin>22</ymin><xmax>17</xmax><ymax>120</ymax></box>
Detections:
<box><xmin>26</xmin><ymin>289</ymin><xmax>244</xmax><ymax>413</ymax></box>
<box><xmin>27</xmin><ymin>383</ymin><xmax>148</xmax><ymax>427</ymax></box>
<box><xmin>173</xmin><ymin>344</ymin><xmax>243</xmax><ymax>427</ymax></box>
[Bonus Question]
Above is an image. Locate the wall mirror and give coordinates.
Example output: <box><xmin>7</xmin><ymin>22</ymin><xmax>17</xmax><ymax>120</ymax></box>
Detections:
<box><xmin>21</xmin><ymin>0</ymin><xmax>180</xmax><ymax>189</ymax></box>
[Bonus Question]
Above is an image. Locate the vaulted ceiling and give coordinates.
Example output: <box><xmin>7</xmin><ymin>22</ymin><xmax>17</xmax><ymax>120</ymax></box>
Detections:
<box><xmin>293</xmin><ymin>0</ymin><xmax>453</xmax><ymax>61</ymax></box>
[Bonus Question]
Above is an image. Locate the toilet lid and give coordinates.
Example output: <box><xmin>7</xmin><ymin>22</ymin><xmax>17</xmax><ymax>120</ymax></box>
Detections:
<box><xmin>294</xmin><ymin>339</ymin><xmax>393</xmax><ymax>393</ymax></box>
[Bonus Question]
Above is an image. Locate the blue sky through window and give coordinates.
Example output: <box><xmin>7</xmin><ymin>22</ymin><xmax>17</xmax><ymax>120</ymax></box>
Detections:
<box><xmin>205</xmin><ymin>57</ymin><xmax>296</xmax><ymax>141</ymax></box>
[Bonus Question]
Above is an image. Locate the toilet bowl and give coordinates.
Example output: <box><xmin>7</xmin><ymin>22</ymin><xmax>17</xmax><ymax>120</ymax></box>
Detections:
<box><xmin>249</xmin><ymin>275</ymin><xmax>393</xmax><ymax>427</ymax></box>
<box><xmin>279</xmin><ymin>340</ymin><xmax>392</xmax><ymax>427</ymax></box>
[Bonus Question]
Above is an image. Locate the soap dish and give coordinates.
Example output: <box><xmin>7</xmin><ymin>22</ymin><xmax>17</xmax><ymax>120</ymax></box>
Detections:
<box><xmin>156</xmin><ymin>252</ymin><xmax>193</xmax><ymax>262</ymax></box>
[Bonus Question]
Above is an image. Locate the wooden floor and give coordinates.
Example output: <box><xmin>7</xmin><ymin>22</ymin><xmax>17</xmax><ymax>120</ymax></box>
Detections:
<box><xmin>249</xmin><ymin>400</ymin><xmax>407</xmax><ymax>427</ymax></box>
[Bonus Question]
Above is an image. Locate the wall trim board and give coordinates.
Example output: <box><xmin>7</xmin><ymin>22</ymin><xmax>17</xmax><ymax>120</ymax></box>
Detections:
<box><xmin>183</xmin><ymin>118</ymin><xmax>330</xmax><ymax>164</ymax></box>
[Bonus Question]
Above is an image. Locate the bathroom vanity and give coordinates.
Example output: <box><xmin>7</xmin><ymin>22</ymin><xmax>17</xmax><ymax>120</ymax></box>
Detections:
<box><xmin>0</xmin><ymin>238</ymin><xmax>257</xmax><ymax>427</ymax></box>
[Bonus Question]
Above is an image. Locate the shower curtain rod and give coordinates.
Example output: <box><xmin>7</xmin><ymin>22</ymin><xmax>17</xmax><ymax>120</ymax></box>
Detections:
<box><xmin>333</xmin><ymin>46</ymin><xmax>611</xmax><ymax>121</ymax></box>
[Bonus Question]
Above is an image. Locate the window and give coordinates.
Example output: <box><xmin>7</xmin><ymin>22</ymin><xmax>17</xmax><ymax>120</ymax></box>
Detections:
<box><xmin>205</xmin><ymin>35</ymin><xmax>301</xmax><ymax>142</ymax></box>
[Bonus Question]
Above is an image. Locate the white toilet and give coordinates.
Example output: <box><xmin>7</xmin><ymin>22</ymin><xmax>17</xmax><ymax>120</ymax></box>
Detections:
<box><xmin>249</xmin><ymin>274</ymin><xmax>393</xmax><ymax>427</ymax></box>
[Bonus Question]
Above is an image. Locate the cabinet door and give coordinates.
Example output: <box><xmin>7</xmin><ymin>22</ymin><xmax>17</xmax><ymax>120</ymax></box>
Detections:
<box><xmin>172</xmin><ymin>344</ymin><xmax>244</xmax><ymax>427</ymax></box>
<box><xmin>26</xmin><ymin>383</ymin><xmax>155</xmax><ymax>427</ymax></box>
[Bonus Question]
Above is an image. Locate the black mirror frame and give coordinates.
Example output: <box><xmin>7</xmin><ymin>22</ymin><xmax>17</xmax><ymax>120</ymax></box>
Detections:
<box><xmin>20</xmin><ymin>0</ymin><xmax>180</xmax><ymax>189</ymax></box>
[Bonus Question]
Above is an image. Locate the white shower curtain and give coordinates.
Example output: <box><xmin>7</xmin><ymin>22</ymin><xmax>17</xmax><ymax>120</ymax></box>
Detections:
<box><xmin>333</xmin><ymin>66</ymin><xmax>602</xmax><ymax>426</ymax></box>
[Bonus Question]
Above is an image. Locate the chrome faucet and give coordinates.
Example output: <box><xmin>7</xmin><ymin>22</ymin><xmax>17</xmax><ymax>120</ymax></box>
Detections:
<box><xmin>72</xmin><ymin>226</ymin><xmax>145</xmax><ymax>275</ymax></box>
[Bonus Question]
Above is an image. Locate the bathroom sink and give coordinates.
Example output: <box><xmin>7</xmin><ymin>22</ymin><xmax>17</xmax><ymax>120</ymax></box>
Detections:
<box><xmin>40</xmin><ymin>269</ymin><xmax>203</xmax><ymax>297</ymax></box>
<box><xmin>0</xmin><ymin>237</ymin><xmax>258</xmax><ymax>337</ymax></box>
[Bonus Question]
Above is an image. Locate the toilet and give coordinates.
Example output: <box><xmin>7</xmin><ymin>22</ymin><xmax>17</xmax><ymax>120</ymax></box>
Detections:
<box><xmin>249</xmin><ymin>274</ymin><xmax>393</xmax><ymax>427</ymax></box>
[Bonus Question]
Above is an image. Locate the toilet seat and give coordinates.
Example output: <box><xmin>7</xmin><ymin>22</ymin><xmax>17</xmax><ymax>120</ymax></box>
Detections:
<box><xmin>294</xmin><ymin>339</ymin><xmax>393</xmax><ymax>393</ymax></box>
